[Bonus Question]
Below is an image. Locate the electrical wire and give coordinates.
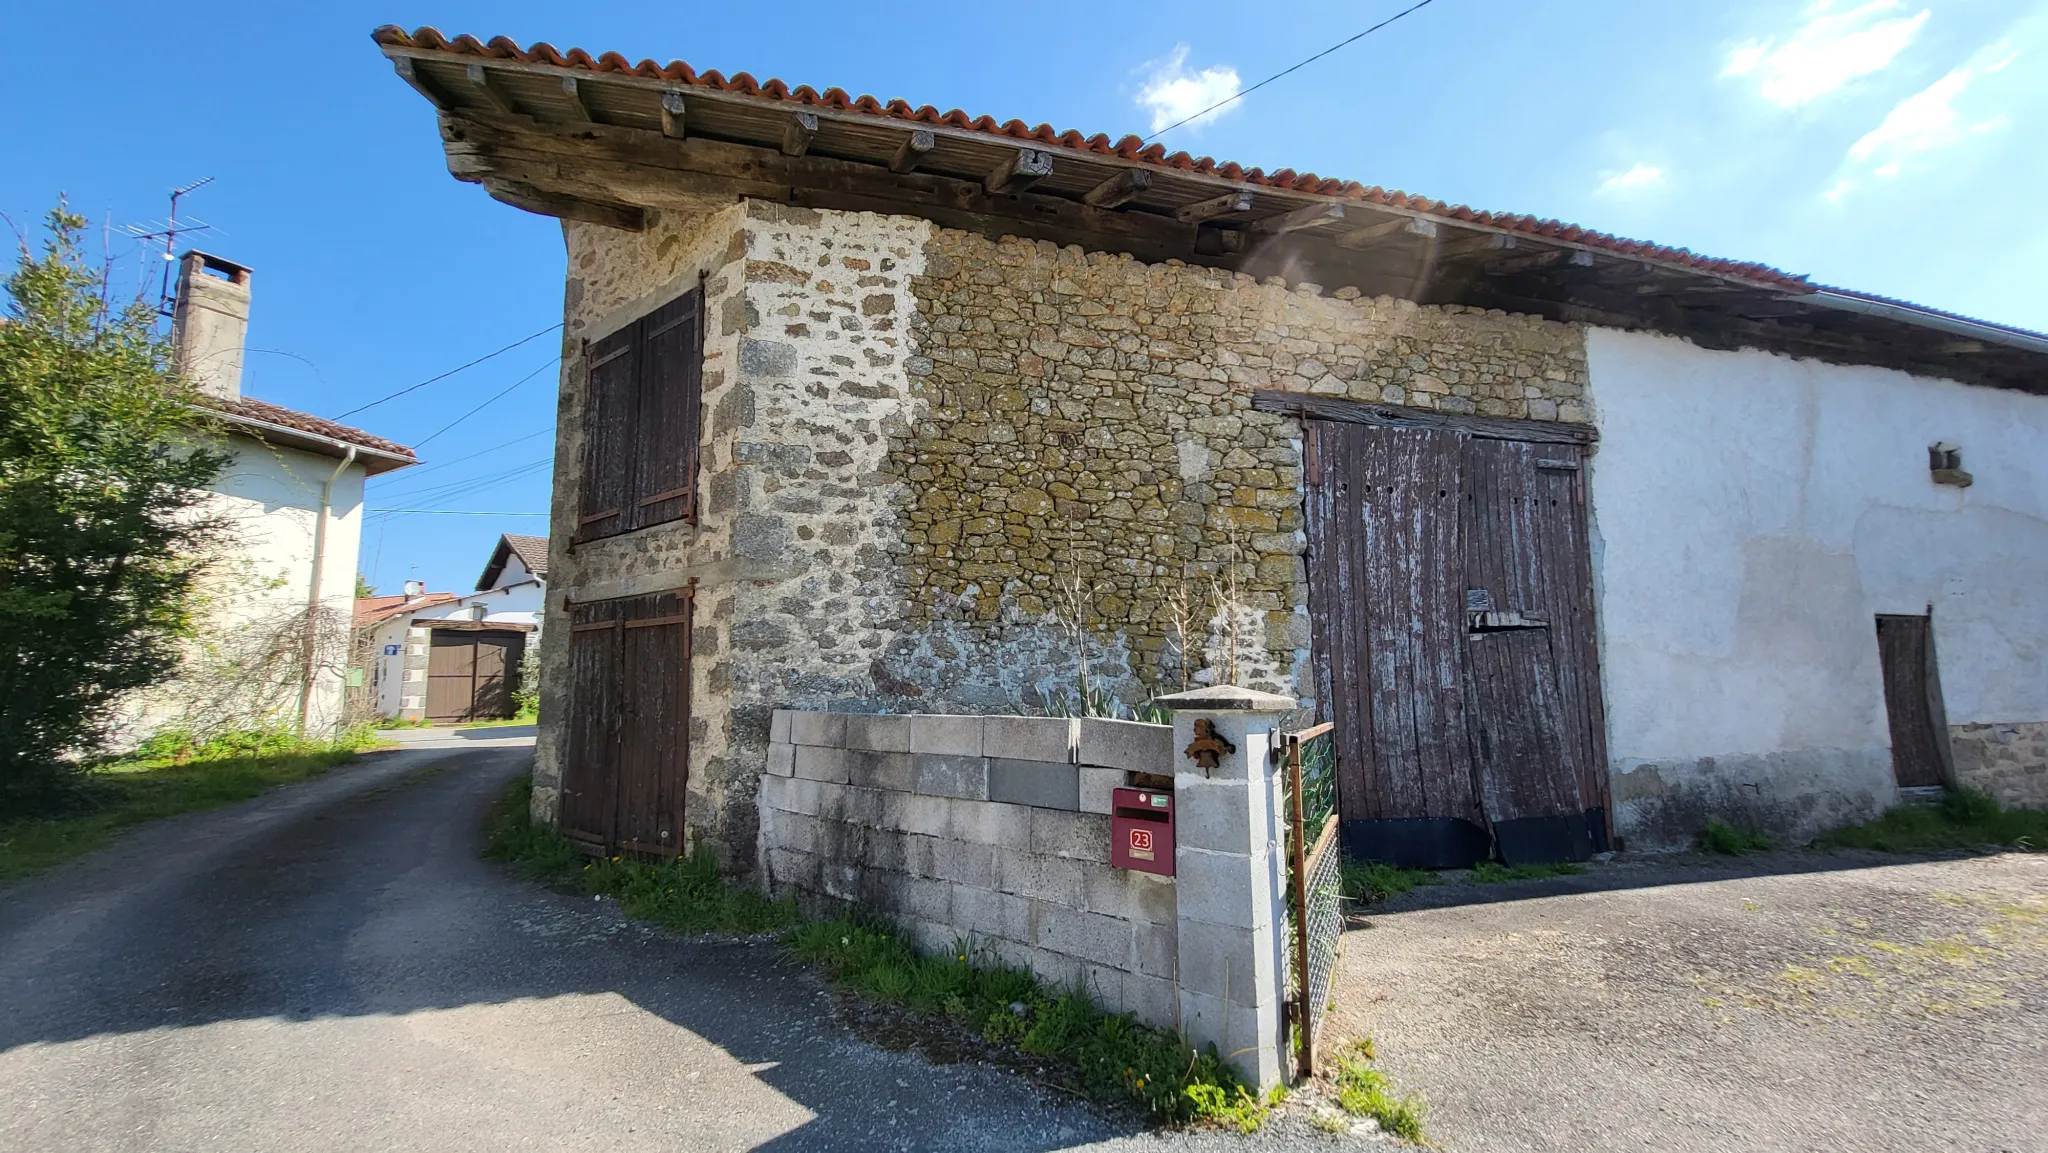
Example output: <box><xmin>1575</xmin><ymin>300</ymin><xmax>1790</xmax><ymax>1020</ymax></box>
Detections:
<box><xmin>374</xmin><ymin>458</ymin><xmax>553</xmax><ymax>507</ymax></box>
<box><xmin>389</xmin><ymin>426</ymin><xmax>554</xmax><ymax>483</ymax></box>
<box><xmin>364</xmin><ymin>509</ymin><xmax>550</xmax><ymax>516</ymax></box>
<box><xmin>1144</xmin><ymin>0</ymin><xmax>1442</xmax><ymax>141</ymax></box>
<box><xmin>332</xmin><ymin>323</ymin><xmax>562</xmax><ymax>420</ymax></box>
<box><xmin>410</xmin><ymin>358</ymin><xmax>559</xmax><ymax>451</ymax></box>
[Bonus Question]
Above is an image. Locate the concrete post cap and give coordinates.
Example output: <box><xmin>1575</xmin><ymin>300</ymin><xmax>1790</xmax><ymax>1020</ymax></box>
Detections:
<box><xmin>1151</xmin><ymin>685</ymin><xmax>1299</xmax><ymax>712</ymax></box>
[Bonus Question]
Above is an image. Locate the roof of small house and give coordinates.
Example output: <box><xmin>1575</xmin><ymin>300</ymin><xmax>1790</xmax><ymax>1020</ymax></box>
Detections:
<box><xmin>372</xmin><ymin>26</ymin><xmax>2048</xmax><ymax>394</ymax></box>
<box><xmin>209</xmin><ymin>395</ymin><xmax>418</xmax><ymax>475</ymax></box>
<box><xmin>355</xmin><ymin>591</ymin><xmax>461</xmax><ymax>627</ymax></box>
<box><xmin>476</xmin><ymin>532</ymin><xmax>550</xmax><ymax>590</ymax></box>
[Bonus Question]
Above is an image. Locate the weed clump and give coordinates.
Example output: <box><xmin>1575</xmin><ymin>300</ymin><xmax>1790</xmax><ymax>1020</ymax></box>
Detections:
<box><xmin>482</xmin><ymin>776</ymin><xmax>800</xmax><ymax>935</ymax></box>
<box><xmin>785</xmin><ymin>916</ymin><xmax>1274</xmax><ymax>1130</ymax></box>
<box><xmin>1700</xmin><ymin>820</ymin><xmax>1774</xmax><ymax>855</ymax></box>
<box><xmin>1327</xmin><ymin>1038</ymin><xmax>1425</xmax><ymax>1141</ymax></box>
<box><xmin>1820</xmin><ymin>788</ymin><xmax>2044</xmax><ymax>853</ymax></box>
<box><xmin>1340</xmin><ymin>858</ymin><xmax>1439</xmax><ymax>903</ymax></box>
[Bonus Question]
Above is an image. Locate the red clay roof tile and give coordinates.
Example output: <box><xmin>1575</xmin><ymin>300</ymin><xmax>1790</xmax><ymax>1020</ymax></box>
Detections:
<box><xmin>372</xmin><ymin>25</ymin><xmax>1808</xmax><ymax>291</ymax></box>
<box><xmin>211</xmin><ymin>395</ymin><xmax>417</xmax><ymax>460</ymax></box>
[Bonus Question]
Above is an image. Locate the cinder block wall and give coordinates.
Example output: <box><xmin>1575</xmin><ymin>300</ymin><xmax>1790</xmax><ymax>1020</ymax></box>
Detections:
<box><xmin>758</xmin><ymin>710</ymin><xmax>1180</xmax><ymax>1027</ymax></box>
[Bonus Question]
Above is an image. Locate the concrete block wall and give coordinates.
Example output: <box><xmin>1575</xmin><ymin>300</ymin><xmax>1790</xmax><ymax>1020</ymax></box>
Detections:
<box><xmin>758</xmin><ymin>711</ymin><xmax>1180</xmax><ymax>1027</ymax></box>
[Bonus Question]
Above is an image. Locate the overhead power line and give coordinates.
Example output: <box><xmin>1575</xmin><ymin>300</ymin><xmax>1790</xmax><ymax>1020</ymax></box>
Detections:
<box><xmin>332</xmin><ymin>323</ymin><xmax>562</xmax><ymax>420</ymax></box>
<box><xmin>391</xmin><ymin>426</ymin><xmax>553</xmax><ymax>483</ymax></box>
<box><xmin>411</xmin><ymin>358</ymin><xmax>560</xmax><ymax>451</ymax></box>
<box><xmin>1144</xmin><ymin>0</ymin><xmax>1442</xmax><ymax>141</ymax></box>
<box><xmin>365</xmin><ymin>509</ymin><xmax>550</xmax><ymax>516</ymax></box>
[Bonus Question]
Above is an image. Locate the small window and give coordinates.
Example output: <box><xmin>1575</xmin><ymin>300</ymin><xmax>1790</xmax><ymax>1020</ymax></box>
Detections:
<box><xmin>576</xmin><ymin>286</ymin><xmax>704</xmax><ymax>543</ymax></box>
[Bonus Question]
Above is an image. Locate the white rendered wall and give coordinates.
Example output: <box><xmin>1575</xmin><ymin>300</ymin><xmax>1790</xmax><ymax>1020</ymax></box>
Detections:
<box><xmin>1585</xmin><ymin>328</ymin><xmax>2048</xmax><ymax>847</ymax></box>
<box><xmin>123</xmin><ymin>437</ymin><xmax>366</xmax><ymax>740</ymax></box>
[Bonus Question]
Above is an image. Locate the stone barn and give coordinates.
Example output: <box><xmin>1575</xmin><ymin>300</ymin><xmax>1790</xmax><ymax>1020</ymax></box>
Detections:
<box><xmin>375</xmin><ymin>26</ymin><xmax>2048</xmax><ymax>868</ymax></box>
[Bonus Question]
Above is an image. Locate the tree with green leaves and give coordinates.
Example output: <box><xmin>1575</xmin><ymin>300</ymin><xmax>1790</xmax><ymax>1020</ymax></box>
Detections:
<box><xmin>0</xmin><ymin>206</ymin><xmax>230</xmax><ymax>809</ymax></box>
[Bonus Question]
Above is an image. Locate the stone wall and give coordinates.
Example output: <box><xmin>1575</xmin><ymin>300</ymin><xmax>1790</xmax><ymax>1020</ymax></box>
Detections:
<box><xmin>542</xmin><ymin>200</ymin><xmax>1589</xmax><ymax>863</ymax></box>
<box><xmin>757</xmin><ymin>711</ymin><xmax>1180</xmax><ymax>1026</ymax></box>
<box><xmin>878</xmin><ymin>229</ymin><xmax>1590</xmax><ymax>709</ymax></box>
<box><xmin>1950</xmin><ymin>722</ymin><xmax>2048</xmax><ymax>808</ymax></box>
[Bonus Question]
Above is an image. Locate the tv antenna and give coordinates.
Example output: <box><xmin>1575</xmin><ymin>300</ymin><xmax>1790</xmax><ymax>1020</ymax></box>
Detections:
<box><xmin>123</xmin><ymin>176</ymin><xmax>216</xmax><ymax>318</ymax></box>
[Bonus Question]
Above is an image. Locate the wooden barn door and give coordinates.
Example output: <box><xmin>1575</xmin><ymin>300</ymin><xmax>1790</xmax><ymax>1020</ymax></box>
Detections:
<box><xmin>425</xmin><ymin>633</ymin><xmax>478</xmax><ymax>723</ymax></box>
<box><xmin>1875</xmin><ymin>614</ymin><xmax>1949</xmax><ymax>788</ymax></box>
<box><xmin>1305</xmin><ymin>419</ymin><xmax>1608</xmax><ymax>867</ymax></box>
<box><xmin>1461</xmin><ymin>440</ymin><xmax>1610</xmax><ymax>863</ymax></box>
<box><xmin>558</xmin><ymin>588</ymin><xmax>694</xmax><ymax>856</ymax></box>
<box><xmin>1305</xmin><ymin>422</ymin><xmax>1487</xmax><ymax>867</ymax></box>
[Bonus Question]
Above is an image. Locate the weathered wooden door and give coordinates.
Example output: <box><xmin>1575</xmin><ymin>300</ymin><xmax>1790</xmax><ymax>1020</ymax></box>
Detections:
<box><xmin>1461</xmin><ymin>439</ymin><xmax>1609</xmax><ymax>862</ymax></box>
<box><xmin>1305</xmin><ymin>419</ymin><xmax>1609</xmax><ymax>867</ymax></box>
<box><xmin>1876</xmin><ymin>614</ymin><xmax>1948</xmax><ymax>788</ymax></box>
<box><xmin>425</xmin><ymin>630</ymin><xmax>527</xmax><ymax>722</ymax></box>
<box><xmin>558</xmin><ymin>588</ymin><xmax>694</xmax><ymax>855</ymax></box>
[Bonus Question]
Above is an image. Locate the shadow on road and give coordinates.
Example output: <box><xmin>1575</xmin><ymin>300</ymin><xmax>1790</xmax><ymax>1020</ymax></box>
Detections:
<box><xmin>0</xmin><ymin>744</ymin><xmax>1129</xmax><ymax>1152</ymax></box>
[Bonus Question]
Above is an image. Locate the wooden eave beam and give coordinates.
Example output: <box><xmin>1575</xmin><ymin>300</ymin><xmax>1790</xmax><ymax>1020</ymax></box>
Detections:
<box><xmin>660</xmin><ymin>91</ymin><xmax>687</xmax><ymax>140</ymax></box>
<box><xmin>1336</xmin><ymin>214</ymin><xmax>1436</xmax><ymax>249</ymax></box>
<box><xmin>482</xmin><ymin>177</ymin><xmax>653</xmax><ymax>232</ymax></box>
<box><xmin>391</xmin><ymin>57</ymin><xmax>451</xmax><ymax>110</ymax></box>
<box><xmin>782</xmin><ymin>111</ymin><xmax>819</xmax><ymax>157</ymax></box>
<box><xmin>890</xmin><ymin>128</ymin><xmax>936</xmax><ymax>173</ymax></box>
<box><xmin>1081</xmin><ymin>168</ymin><xmax>1152</xmax><ymax>209</ymax></box>
<box><xmin>1251</xmin><ymin>201</ymin><xmax>1345</xmax><ymax>235</ymax></box>
<box><xmin>1176</xmin><ymin>189</ymin><xmax>1254</xmax><ymax>224</ymax></box>
<box><xmin>985</xmin><ymin>147</ymin><xmax>1053</xmax><ymax>195</ymax></box>
<box><xmin>465</xmin><ymin>63</ymin><xmax>518</xmax><ymax>115</ymax></box>
<box><xmin>559</xmin><ymin>76</ymin><xmax>593</xmax><ymax>123</ymax></box>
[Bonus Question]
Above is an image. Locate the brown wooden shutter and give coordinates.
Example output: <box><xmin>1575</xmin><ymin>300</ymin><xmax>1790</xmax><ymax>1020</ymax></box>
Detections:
<box><xmin>576</xmin><ymin>326</ymin><xmax>638</xmax><ymax>543</ymax></box>
<box><xmin>560</xmin><ymin>602</ymin><xmax>624</xmax><ymax>850</ymax></box>
<box><xmin>631</xmin><ymin>288</ymin><xmax>704</xmax><ymax>528</ymax></box>
<box><xmin>614</xmin><ymin>588</ymin><xmax>694</xmax><ymax>856</ymax></box>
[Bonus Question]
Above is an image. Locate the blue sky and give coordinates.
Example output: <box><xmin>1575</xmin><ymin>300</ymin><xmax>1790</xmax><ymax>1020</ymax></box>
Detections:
<box><xmin>7</xmin><ymin>0</ymin><xmax>2043</xmax><ymax>596</ymax></box>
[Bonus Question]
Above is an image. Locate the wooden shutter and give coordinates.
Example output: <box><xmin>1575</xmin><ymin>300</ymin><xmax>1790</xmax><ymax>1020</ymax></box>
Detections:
<box><xmin>631</xmin><ymin>288</ymin><xmax>703</xmax><ymax>528</ymax></box>
<box><xmin>576</xmin><ymin>326</ymin><xmax>638</xmax><ymax>543</ymax></box>
<box><xmin>560</xmin><ymin>602</ymin><xmax>624</xmax><ymax>850</ymax></box>
<box><xmin>615</xmin><ymin>588</ymin><xmax>694</xmax><ymax>856</ymax></box>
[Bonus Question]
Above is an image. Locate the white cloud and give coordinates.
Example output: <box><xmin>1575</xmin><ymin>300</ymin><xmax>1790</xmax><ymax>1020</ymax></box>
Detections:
<box><xmin>1724</xmin><ymin>0</ymin><xmax>1930</xmax><ymax>107</ymax></box>
<box><xmin>1826</xmin><ymin>38</ymin><xmax>2020</xmax><ymax>200</ymax></box>
<box><xmin>1136</xmin><ymin>45</ymin><xmax>1242</xmax><ymax>134</ymax></box>
<box><xmin>1596</xmin><ymin>163</ymin><xmax>1667</xmax><ymax>195</ymax></box>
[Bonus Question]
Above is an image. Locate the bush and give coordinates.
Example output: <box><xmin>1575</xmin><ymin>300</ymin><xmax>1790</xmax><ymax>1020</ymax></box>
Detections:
<box><xmin>0</xmin><ymin>206</ymin><xmax>229</xmax><ymax>809</ymax></box>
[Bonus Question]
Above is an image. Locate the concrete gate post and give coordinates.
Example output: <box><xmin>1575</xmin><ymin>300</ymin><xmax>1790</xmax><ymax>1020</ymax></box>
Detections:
<box><xmin>1152</xmin><ymin>684</ymin><xmax>1299</xmax><ymax>1094</ymax></box>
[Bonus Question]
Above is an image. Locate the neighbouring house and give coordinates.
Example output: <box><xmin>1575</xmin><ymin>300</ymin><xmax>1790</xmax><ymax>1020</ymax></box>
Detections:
<box><xmin>376</xmin><ymin>27</ymin><xmax>2048</xmax><ymax>869</ymax></box>
<box><xmin>124</xmin><ymin>250</ymin><xmax>418</xmax><ymax>741</ymax></box>
<box><xmin>356</xmin><ymin>533</ymin><xmax>546</xmax><ymax>722</ymax></box>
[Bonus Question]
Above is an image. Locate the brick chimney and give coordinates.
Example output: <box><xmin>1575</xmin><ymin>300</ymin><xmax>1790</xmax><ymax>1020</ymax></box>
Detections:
<box><xmin>171</xmin><ymin>251</ymin><xmax>253</xmax><ymax>400</ymax></box>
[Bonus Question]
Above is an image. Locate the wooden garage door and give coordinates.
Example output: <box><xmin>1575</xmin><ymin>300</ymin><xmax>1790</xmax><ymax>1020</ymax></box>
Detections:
<box><xmin>1876</xmin><ymin>614</ymin><xmax>1948</xmax><ymax>788</ymax></box>
<box><xmin>1305</xmin><ymin>419</ymin><xmax>1609</xmax><ymax>867</ymax></box>
<box><xmin>559</xmin><ymin>587</ymin><xmax>694</xmax><ymax>856</ymax></box>
<box><xmin>425</xmin><ymin>630</ymin><xmax>526</xmax><ymax>723</ymax></box>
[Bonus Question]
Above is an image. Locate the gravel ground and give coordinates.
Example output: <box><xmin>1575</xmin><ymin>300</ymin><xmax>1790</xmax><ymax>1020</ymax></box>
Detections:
<box><xmin>0</xmin><ymin>733</ymin><xmax>1373</xmax><ymax>1152</ymax></box>
<box><xmin>1324</xmin><ymin>849</ymin><xmax>2048</xmax><ymax>1153</ymax></box>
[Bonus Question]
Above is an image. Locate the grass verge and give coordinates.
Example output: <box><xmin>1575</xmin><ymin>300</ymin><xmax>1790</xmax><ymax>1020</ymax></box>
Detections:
<box><xmin>1325</xmin><ymin>1037</ymin><xmax>1426</xmax><ymax>1141</ymax></box>
<box><xmin>483</xmin><ymin>775</ymin><xmax>1279</xmax><ymax>1131</ymax></box>
<box><xmin>0</xmin><ymin>727</ymin><xmax>381</xmax><ymax>885</ymax></box>
<box><xmin>1819</xmin><ymin>788</ymin><xmax>2045</xmax><ymax>853</ymax></box>
<box><xmin>463</xmin><ymin>705</ymin><xmax>539</xmax><ymax>730</ymax></box>
<box><xmin>1465</xmin><ymin>859</ymin><xmax>1587</xmax><ymax>884</ymax></box>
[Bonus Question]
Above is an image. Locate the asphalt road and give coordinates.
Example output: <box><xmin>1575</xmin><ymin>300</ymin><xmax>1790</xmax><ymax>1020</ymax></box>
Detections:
<box><xmin>1326</xmin><ymin>849</ymin><xmax>2048</xmax><ymax>1153</ymax></box>
<box><xmin>0</xmin><ymin>732</ymin><xmax>1349</xmax><ymax>1153</ymax></box>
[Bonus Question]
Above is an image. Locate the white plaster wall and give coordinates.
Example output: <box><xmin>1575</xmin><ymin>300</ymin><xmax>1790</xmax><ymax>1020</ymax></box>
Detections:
<box><xmin>124</xmin><ymin>437</ymin><xmax>366</xmax><ymax>739</ymax></box>
<box><xmin>1586</xmin><ymin>328</ymin><xmax>2048</xmax><ymax>846</ymax></box>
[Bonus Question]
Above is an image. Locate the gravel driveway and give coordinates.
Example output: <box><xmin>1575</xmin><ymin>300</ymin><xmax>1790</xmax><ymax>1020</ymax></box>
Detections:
<box><xmin>0</xmin><ymin>732</ymin><xmax>1351</xmax><ymax>1153</ymax></box>
<box><xmin>1324</xmin><ymin>850</ymin><xmax>2048</xmax><ymax>1153</ymax></box>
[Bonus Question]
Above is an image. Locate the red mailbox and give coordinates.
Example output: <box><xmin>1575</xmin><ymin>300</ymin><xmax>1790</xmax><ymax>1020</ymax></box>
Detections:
<box><xmin>1110</xmin><ymin>787</ymin><xmax>1174</xmax><ymax>876</ymax></box>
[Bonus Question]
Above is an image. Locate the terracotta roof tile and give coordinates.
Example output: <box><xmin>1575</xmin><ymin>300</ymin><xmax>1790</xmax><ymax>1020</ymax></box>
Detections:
<box><xmin>501</xmin><ymin>533</ymin><xmax>549</xmax><ymax>578</ymax></box>
<box><xmin>373</xmin><ymin>25</ymin><xmax>1810</xmax><ymax>291</ymax></box>
<box><xmin>354</xmin><ymin>592</ymin><xmax>460</xmax><ymax>627</ymax></box>
<box><xmin>210</xmin><ymin>395</ymin><xmax>417</xmax><ymax>460</ymax></box>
